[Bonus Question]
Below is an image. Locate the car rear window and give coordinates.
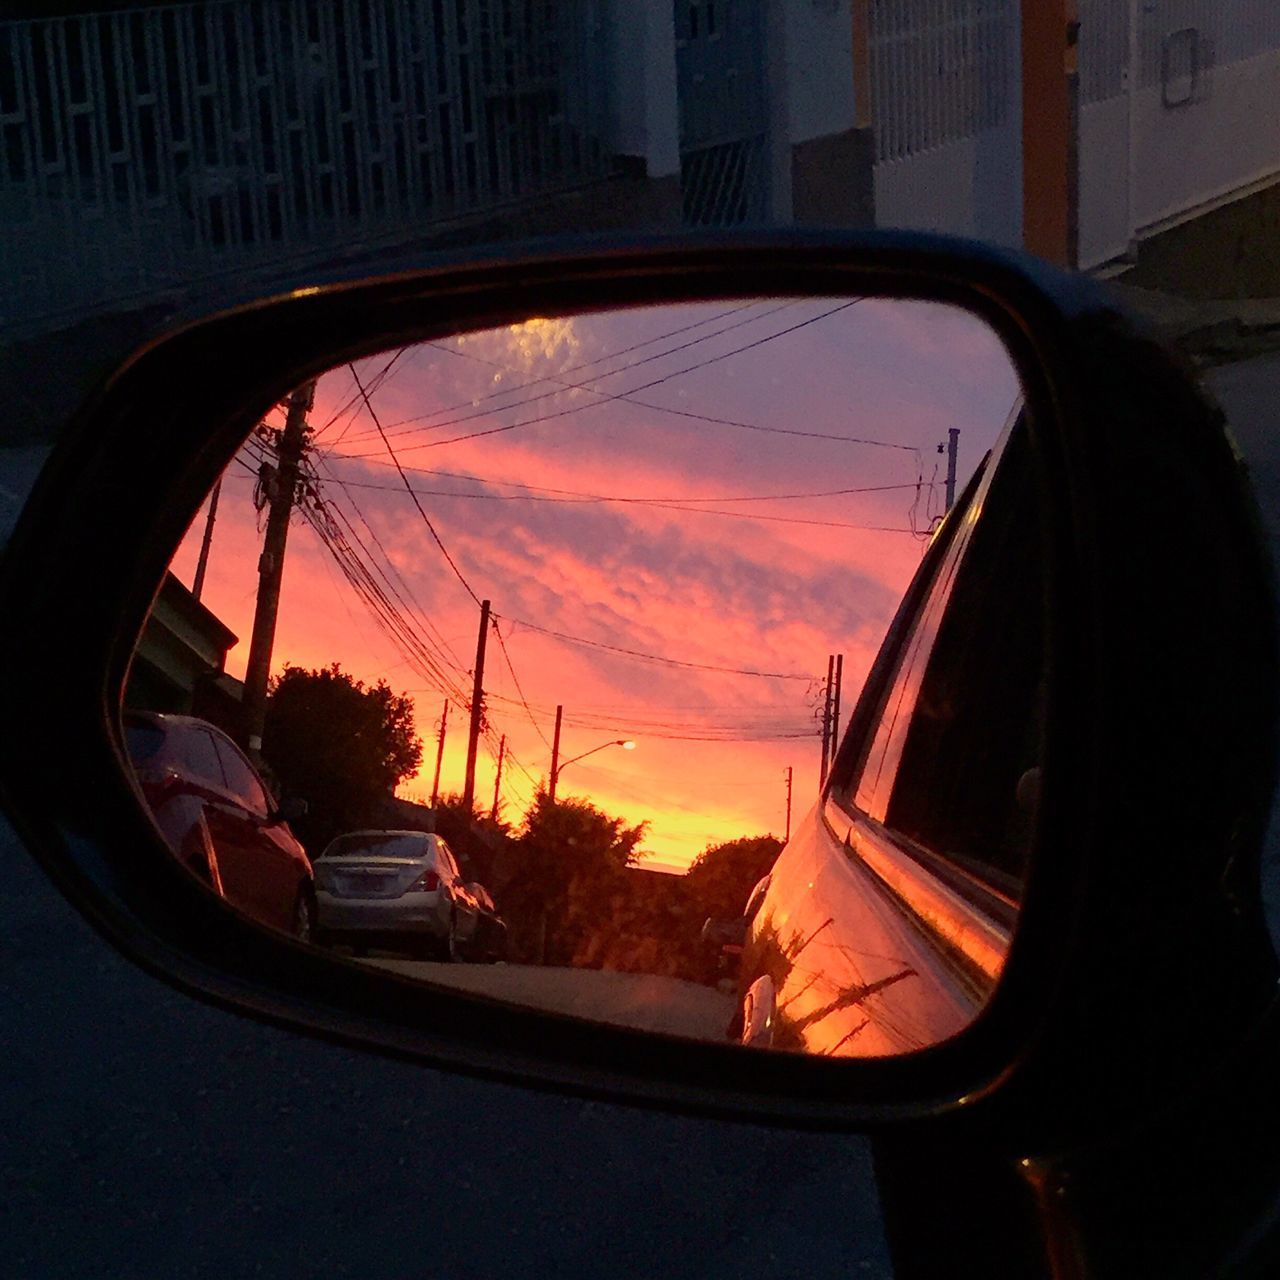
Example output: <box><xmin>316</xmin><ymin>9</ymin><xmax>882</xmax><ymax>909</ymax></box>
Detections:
<box><xmin>124</xmin><ymin>722</ymin><xmax>166</xmax><ymax>764</ymax></box>
<box><xmin>318</xmin><ymin>833</ymin><xmax>432</xmax><ymax>860</ymax></box>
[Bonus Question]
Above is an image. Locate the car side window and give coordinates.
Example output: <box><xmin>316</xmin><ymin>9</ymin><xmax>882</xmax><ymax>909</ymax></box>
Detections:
<box><xmin>174</xmin><ymin>725</ymin><xmax>227</xmax><ymax>791</ymax></box>
<box><xmin>435</xmin><ymin>841</ymin><xmax>459</xmax><ymax>881</ymax></box>
<box><xmin>212</xmin><ymin>734</ymin><xmax>271</xmax><ymax>821</ymax></box>
<box><xmin>843</xmin><ymin>417</ymin><xmax>1044</xmax><ymax>894</ymax></box>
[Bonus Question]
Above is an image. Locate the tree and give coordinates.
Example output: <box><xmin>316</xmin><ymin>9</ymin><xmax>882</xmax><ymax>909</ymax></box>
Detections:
<box><xmin>504</xmin><ymin>790</ymin><xmax>647</xmax><ymax>964</ymax></box>
<box><xmin>261</xmin><ymin>663</ymin><xmax>423</xmax><ymax>853</ymax></box>
<box><xmin>683</xmin><ymin>834</ymin><xmax>784</xmax><ymax>922</ymax></box>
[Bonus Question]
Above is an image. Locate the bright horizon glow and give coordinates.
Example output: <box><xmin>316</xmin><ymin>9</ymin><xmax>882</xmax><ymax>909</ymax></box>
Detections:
<box><xmin>166</xmin><ymin>298</ymin><xmax>1020</xmax><ymax>870</ymax></box>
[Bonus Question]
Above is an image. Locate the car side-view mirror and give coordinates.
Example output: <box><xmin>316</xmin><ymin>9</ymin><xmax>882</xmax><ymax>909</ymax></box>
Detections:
<box><xmin>2</xmin><ymin>234</ymin><xmax>1275</xmax><ymax>1134</ymax></box>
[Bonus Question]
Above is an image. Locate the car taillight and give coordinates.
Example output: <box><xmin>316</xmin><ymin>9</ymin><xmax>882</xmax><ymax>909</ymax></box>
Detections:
<box><xmin>410</xmin><ymin>869</ymin><xmax>440</xmax><ymax>893</ymax></box>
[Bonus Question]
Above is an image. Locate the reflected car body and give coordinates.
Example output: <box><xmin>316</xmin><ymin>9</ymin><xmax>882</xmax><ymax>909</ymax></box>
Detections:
<box><xmin>737</xmin><ymin>410</ymin><xmax>1034</xmax><ymax>1056</ymax></box>
<box><xmin>458</xmin><ymin>881</ymin><xmax>508</xmax><ymax>963</ymax></box>
<box><xmin>313</xmin><ymin>829</ymin><xmax>477</xmax><ymax>959</ymax></box>
<box><xmin>124</xmin><ymin>712</ymin><xmax>314</xmax><ymax>937</ymax></box>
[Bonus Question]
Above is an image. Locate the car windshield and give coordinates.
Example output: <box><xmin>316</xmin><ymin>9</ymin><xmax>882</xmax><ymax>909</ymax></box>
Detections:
<box><xmin>317</xmin><ymin>833</ymin><xmax>431</xmax><ymax>861</ymax></box>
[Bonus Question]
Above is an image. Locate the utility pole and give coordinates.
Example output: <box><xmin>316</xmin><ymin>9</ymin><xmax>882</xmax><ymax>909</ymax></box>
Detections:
<box><xmin>491</xmin><ymin>734</ymin><xmax>506</xmax><ymax>820</ymax></box>
<box><xmin>430</xmin><ymin>701</ymin><xmax>448</xmax><ymax>807</ymax></box>
<box><xmin>820</xmin><ymin>653</ymin><xmax>835</xmax><ymax>786</ymax></box>
<box><xmin>831</xmin><ymin>654</ymin><xmax>844</xmax><ymax>765</ymax></box>
<box><xmin>1021</xmin><ymin>0</ymin><xmax>1080</xmax><ymax>268</ymax></box>
<box><xmin>242</xmin><ymin>381</ymin><xmax>314</xmax><ymax>759</ymax></box>
<box><xmin>548</xmin><ymin>704</ymin><xmax>564</xmax><ymax>802</ymax></box>
<box><xmin>944</xmin><ymin>428</ymin><xmax>960</xmax><ymax>511</ymax></box>
<box><xmin>191</xmin><ymin>478</ymin><xmax>221</xmax><ymax>602</ymax></box>
<box><xmin>461</xmin><ymin>599</ymin><xmax>491</xmax><ymax>814</ymax></box>
<box><xmin>784</xmin><ymin>766</ymin><xmax>793</xmax><ymax>842</ymax></box>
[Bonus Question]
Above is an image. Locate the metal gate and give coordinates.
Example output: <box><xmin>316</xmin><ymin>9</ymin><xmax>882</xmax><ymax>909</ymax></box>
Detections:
<box><xmin>869</xmin><ymin>0</ymin><xmax>1022</xmax><ymax>248</ymax></box>
<box><xmin>1079</xmin><ymin>0</ymin><xmax>1280</xmax><ymax>270</ymax></box>
<box><xmin>0</xmin><ymin>0</ymin><xmax>611</xmax><ymax>333</ymax></box>
<box><xmin>673</xmin><ymin>0</ymin><xmax>768</xmax><ymax>227</ymax></box>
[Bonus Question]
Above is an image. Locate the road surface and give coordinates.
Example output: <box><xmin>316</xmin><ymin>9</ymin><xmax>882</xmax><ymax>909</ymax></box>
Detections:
<box><xmin>368</xmin><ymin>958</ymin><xmax>737</xmax><ymax>1041</ymax></box>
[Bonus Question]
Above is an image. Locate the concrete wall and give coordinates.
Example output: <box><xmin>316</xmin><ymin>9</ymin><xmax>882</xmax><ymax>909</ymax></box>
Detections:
<box><xmin>775</xmin><ymin>0</ymin><xmax>872</xmax><ymax>226</ymax></box>
<box><xmin>604</xmin><ymin>0</ymin><xmax>681</xmax><ymax>179</ymax></box>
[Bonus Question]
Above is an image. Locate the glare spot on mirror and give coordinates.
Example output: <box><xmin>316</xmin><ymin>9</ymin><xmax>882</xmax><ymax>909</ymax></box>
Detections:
<box><xmin>124</xmin><ymin>296</ymin><xmax>1039</xmax><ymax>1058</ymax></box>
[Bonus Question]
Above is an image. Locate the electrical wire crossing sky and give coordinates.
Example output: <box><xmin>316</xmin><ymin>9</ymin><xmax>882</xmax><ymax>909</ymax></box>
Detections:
<box><xmin>171</xmin><ymin>297</ymin><xmax>1021</xmax><ymax>869</ymax></box>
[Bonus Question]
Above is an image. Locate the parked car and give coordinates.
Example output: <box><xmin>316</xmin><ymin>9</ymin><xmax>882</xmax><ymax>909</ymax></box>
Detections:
<box><xmin>313</xmin><ymin>829</ymin><xmax>476</xmax><ymax>959</ymax></box>
<box><xmin>734</xmin><ymin>408</ymin><xmax>1037</xmax><ymax>1055</ymax></box>
<box><xmin>458</xmin><ymin>880</ymin><xmax>508</xmax><ymax>963</ymax></box>
<box><xmin>123</xmin><ymin>711</ymin><xmax>315</xmax><ymax>940</ymax></box>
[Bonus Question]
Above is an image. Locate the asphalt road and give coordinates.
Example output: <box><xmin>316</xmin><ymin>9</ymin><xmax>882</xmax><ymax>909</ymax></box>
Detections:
<box><xmin>368</xmin><ymin>957</ymin><xmax>738</xmax><ymax>1040</ymax></box>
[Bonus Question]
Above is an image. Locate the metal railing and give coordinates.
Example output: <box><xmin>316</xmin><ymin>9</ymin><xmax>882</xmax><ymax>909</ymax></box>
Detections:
<box><xmin>870</xmin><ymin>0</ymin><xmax>1017</xmax><ymax>165</ymax></box>
<box><xmin>0</xmin><ymin>0</ymin><xmax>611</xmax><ymax>330</ymax></box>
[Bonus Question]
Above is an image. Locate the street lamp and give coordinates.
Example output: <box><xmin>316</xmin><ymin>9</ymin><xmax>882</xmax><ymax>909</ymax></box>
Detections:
<box><xmin>549</xmin><ymin>738</ymin><xmax>635</xmax><ymax>801</ymax></box>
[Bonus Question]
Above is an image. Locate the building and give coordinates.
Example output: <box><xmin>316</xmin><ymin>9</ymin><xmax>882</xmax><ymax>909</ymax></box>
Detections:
<box><xmin>125</xmin><ymin>571</ymin><xmax>243</xmax><ymax>735</ymax></box>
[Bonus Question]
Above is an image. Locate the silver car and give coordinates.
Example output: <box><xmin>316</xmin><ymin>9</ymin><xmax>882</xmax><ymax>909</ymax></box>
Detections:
<box><xmin>313</xmin><ymin>830</ymin><xmax>475</xmax><ymax>960</ymax></box>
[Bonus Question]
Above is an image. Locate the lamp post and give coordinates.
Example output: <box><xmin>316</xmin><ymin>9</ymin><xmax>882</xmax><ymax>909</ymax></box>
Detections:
<box><xmin>548</xmin><ymin>737</ymin><xmax>635</xmax><ymax>801</ymax></box>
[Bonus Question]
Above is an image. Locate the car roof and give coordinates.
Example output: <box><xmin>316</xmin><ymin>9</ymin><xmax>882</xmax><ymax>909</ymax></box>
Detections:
<box><xmin>332</xmin><ymin>829</ymin><xmax>434</xmax><ymax>840</ymax></box>
<box><xmin>123</xmin><ymin>711</ymin><xmax>227</xmax><ymax>734</ymax></box>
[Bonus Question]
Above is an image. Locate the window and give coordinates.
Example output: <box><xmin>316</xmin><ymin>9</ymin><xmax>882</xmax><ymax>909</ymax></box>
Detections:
<box><xmin>174</xmin><ymin>724</ymin><xmax>226</xmax><ymax>790</ymax></box>
<box><xmin>212</xmin><ymin>734</ymin><xmax>270</xmax><ymax>820</ymax></box>
<box><xmin>844</xmin><ymin>416</ymin><xmax>1044</xmax><ymax>894</ymax></box>
<box><xmin>435</xmin><ymin>840</ymin><xmax>460</xmax><ymax>881</ymax></box>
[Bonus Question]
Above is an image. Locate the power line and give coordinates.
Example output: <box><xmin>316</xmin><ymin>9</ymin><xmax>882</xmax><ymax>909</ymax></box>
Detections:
<box><xmin>348</xmin><ymin>361</ymin><xmax>484</xmax><ymax>607</ymax></box>
<box><xmin>340</xmin><ymin>301</ymin><xmax>791</xmax><ymax>445</ymax></box>
<box><xmin>315</xmin><ymin>348</ymin><xmax>408</xmax><ymax>443</ymax></box>
<box><xmin>495</xmin><ymin>614</ymin><xmax>814</xmax><ymax>682</ymax></box>
<box><xmin>327</xmin><ymin>473</ymin><xmax>929</xmax><ymax>505</ymax></box>
<box><xmin>339</xmin><ymin>301</ymin><xmax>869</xmax><ymax>458</ymax></box>
<box><xmin>324</xmin><ymin>474</ymin><xmax>919</xmax><ymax>532</ymax></box>
<box><xmin>490</xmin><ymin>618</ymin><xmax>554</xmax><ymax>752</ymax></box>
<box><xmin>311</xmin><ymin>453</ymin><xmax>470</xmax><ymax>674</ymax></box>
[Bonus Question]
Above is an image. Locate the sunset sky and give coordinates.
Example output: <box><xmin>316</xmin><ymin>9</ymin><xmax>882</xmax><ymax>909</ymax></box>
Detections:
<box><xmin>167</xmin><ymin>296</ymin><xmax>1021</xmax><ymax>871</ymax></box>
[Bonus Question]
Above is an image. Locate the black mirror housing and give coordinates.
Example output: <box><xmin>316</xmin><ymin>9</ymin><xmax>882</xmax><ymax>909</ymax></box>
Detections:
<box><xmin>1</xmin><ymin>231</ymin><xmax>1276</xmax><ymax>1141</ymax></box>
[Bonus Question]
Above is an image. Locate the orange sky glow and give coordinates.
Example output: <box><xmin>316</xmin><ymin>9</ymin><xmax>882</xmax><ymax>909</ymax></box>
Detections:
<box><xmin>167</xmin><ymin>297</ymin><xmax>1021</xmax><ymax>871</ymax></box>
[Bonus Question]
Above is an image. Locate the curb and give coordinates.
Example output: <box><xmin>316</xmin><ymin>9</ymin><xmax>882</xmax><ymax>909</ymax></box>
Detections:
<box><xmin>1104</xmin><ymin>283</ymin><xmax>1280</xmax><ymax>367</ymax></box>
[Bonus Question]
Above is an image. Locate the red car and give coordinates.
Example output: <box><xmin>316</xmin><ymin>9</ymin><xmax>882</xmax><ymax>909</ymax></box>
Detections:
<box><xmin>124</xmin><ymin>712</ymin><xmax>315</xmax><ymax>940</ymax></box>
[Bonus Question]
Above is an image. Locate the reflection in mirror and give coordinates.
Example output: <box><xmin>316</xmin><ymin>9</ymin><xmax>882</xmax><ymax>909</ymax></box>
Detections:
<box><xmin>124</xmin><ymin>296</ymin><xmax>1037</xmax><ymax>1057</ymax></box>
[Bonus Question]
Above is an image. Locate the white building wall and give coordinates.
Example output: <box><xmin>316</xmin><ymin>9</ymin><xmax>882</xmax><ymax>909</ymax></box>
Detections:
<box><xmin>869</xmin><ymin>0</ymin><xmax>1023</xmax><ymax>249</ymax></box>
<box><xmin>605</xmin><ymin>0</ymin><xmax>681</xmax><ymax>178</ymax></box>
<box><xmin>1078</xmin><ymin>0</ymin><xmax>1280</xmax><ymax>271</ymax></box>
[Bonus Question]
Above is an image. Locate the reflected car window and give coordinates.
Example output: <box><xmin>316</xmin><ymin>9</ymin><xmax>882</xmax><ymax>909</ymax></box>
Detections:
<box><xmin>319</xmin><ymin>832</ymin><xmax>432</xmax><ymax>860</ymax></box>
<box><xmin>885</xmin><ymin>428</ymin><xmax>1043</xmax><ymax>889</ymax></box>
<box><xmin>176</xmin><ymin>725</ymin><xmax>227</xmax><ymax>790</ymax></box>
<box><xmin>213</xmin><ymin>734</ymin><xmax>271</xmax><ymax>820</ymax></box>
<box><xmin>848</xmin><ymin>412</ymin><xmax>1042</xmax><ymax>894</ymax></box>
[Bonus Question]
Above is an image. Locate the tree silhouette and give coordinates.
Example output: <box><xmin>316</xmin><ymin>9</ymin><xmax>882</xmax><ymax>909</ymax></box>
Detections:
<box><xmin>505</xmin><ymin>790</ymin><xmax>646</xmax><ymax>964</ymax></box>
<box><xmin>262</xmin><ymin>663</ymin><xmax>422</xmax><ymax>854</ymax></box>
<box><xmin>683</xmin><ymin>834</ymin><xmax>783</xmax><ymax>921</ymax></box>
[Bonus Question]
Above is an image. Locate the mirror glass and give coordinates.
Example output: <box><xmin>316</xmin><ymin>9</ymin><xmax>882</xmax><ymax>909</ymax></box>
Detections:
<box><xmin>124</xmin><ymin>295</ymin><xmax>1038</xmax><ymax>1057</ymax></box>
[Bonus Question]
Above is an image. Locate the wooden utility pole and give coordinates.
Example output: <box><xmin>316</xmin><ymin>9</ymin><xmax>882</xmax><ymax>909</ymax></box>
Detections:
<box><xmin>242</xmin><ymin>381</ymin><xmax>314</xmax><ymax>759</ymax></box>
<box><xmin>944</xmin><ymin>428</ymin><xmax>960</xmax><ymax>511</ymax></box>
<box><xmin>820</xmin><ymin>653</ymin><xmax>835</xmax><ymax>786</ymax></box>
<box><xmin>785</xmin><ymin>766</ymin><xmax>793</xmax><ymax>843</ymax></box>
<box><xmin>191</xmin><ymin>478</ymin><xmax>221</xmax><ymax>601</ymax></box>
<box><xmin>548</xmin><ymin>704</ymin><xmax>564</xmax><ymax>802</ymax></box>
<box><xmin>430</xmin><ymin>701</ymin><xmax>448</xmax><ymax>807</ymax></box>
<box><xmin>491</xmin><ymin>734</ymin><xmax>506</xmax><ymax>820</ymax></box>
<box><xmin>831</xmin><ymin>654</ymin><xmax>844</xmax><ymax>763</ymax></box>
<box><xmin>461</xmin><ymin>599</ymin><xmax>491</xmax><ymax>813</ymax></box>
